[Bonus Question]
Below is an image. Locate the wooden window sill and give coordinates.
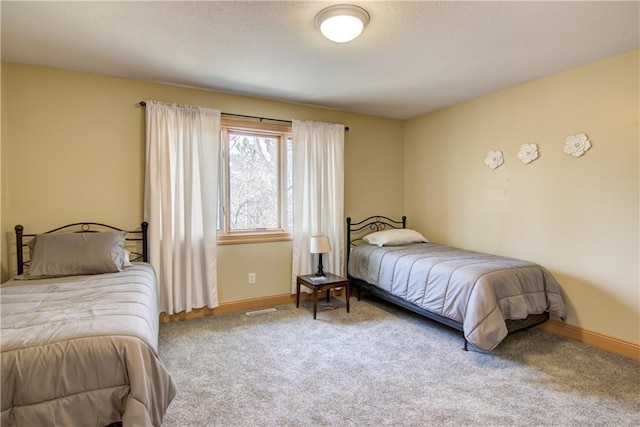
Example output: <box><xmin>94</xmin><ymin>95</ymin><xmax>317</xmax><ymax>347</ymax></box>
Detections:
<box><xmin>217</xmin><ymin>231</ymin><xmax>292</xmax><ymax>245</ymax></box>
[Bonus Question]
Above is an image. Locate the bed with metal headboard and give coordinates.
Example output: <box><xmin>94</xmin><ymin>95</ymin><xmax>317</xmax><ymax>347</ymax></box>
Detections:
<box><xmin>346</xmin><ymin>215</ymin><xmax>566</xmax><ymax>351</ymax></box>
<box><xmin>14</xmin><ymin>221</ymin><xmax>149</xmax><ymax>275</ymax></box>
<box><xmin>2</xmin><ymin>221</ymin><xmax>174</xmax><ymax>427</ymax></box>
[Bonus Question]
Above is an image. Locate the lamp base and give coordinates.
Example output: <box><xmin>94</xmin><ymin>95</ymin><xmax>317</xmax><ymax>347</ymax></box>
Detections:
<box><xmin>316</xmin><ymin>253</ymin><xmax>325</xmax><ymax>276</ymax></box>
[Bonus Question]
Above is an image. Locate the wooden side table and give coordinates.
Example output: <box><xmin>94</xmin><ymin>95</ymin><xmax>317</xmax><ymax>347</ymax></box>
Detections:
<box><xmin>296</xmin><ymin>272</ymin><xmax>350</xmax><ymax>319</ymax></box>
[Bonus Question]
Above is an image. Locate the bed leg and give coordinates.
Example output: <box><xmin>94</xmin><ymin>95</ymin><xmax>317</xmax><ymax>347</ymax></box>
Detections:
<box><xmin>463</xmin><ymin>340</ymin><xmax>468</xmax><ymax>351</ymax></box>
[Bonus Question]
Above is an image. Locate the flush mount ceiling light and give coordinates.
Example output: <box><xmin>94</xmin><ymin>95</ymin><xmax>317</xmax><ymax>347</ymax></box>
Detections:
<box><xmin>315</xmin><ymin>4</ymin><xmax>370</xmax><ymax>43</ymax></box>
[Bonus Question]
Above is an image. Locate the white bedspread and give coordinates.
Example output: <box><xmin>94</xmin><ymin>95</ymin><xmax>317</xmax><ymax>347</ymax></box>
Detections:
<box><xmin>1</xmin><ymin>264</ymin><xmax>176</xmax><ymax>427</ymax></box>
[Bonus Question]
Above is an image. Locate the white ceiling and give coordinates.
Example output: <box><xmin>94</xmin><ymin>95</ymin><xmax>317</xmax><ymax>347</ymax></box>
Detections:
<box><xmin>2</xmin><ymin>1</ymin><xmax>639</xmax><ymax>120</ymax></box>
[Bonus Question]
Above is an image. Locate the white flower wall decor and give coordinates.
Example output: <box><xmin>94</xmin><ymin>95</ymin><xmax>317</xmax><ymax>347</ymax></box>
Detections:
<box><xmin>564</xmin><ymin>133</ymin><xmax>591</xmax><ymax>157</ymax></box>
<box><xmin>484</xmin><ymin>150</ymin><xmax>504</xmax><ymax>170</ymax></box>
<box><xmin>517</xmin><ymin>143</ymin><xmax>539</xmax><ymax>164</ymax></box>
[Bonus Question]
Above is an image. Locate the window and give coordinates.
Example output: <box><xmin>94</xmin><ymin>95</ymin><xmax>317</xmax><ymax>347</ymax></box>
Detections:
<box><xmin>218</xmin><ymin>119</ymin><xmax>292</xmax><ymax>244</ymax></box>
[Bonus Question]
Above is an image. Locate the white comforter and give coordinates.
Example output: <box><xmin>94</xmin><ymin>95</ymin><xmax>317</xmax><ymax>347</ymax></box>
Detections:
<box><xmin>1</xmin><ymin>264</ymin><xmax>176</xmax><ymax>427</ymax></box>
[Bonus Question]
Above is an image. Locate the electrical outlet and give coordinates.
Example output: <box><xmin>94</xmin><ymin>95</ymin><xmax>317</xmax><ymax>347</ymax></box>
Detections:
<box><xmin>248</xmin><ymin>273</ymin><xmax>256</xmax><ymax>284</ymax></box>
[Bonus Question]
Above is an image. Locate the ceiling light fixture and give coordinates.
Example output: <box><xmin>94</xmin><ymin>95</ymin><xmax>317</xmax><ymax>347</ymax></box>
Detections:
<box><xmin>315</xmin><ymin>4</ymin><xmax>370</xmax><ymax>43</ymax></box>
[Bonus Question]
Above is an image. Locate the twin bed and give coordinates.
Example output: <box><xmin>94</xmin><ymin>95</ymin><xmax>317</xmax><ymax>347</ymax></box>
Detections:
<box><xmin>347</xmin><ymin>216</ymin><xmax>566</xmax><ymax>351</ymax></box>
<box><xmin>1</xmin><ymin>222</ymin><xmax>175</xmax><ymax>427</ymax></box>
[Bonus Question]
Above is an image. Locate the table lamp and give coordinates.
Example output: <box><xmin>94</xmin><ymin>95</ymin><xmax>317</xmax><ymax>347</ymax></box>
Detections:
<box><xmin>310</xmin><ymin>235</ymin><xmax>331</xmax><ymax>276</ymax></box>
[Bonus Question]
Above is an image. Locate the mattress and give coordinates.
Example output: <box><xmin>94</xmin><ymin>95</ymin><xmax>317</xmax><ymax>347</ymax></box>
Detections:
<box><xmin>0</xmin><ymin>263</ymin><xmax>176</xmax><ymax>427</ymax></box>
<box><xmin>348</xmin><ymin>243</ymin><xmax>566</xmax><ymax>350</ymax></box>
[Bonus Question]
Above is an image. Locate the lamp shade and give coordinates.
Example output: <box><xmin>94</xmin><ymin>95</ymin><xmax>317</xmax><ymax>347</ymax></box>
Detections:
<box><xmin>315</xmin><ymin>4</ymin><xmax>370</xmax><ymax>43</ymax></box>
<box><xmin>310</xmin><ymin>235</ymin><xmax>331</xmax><ymax>254</ymax></box>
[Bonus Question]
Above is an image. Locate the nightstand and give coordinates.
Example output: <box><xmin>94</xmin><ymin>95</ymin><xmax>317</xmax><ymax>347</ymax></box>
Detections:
<box><xmin>296</xmin><ymin>272</ymin><xmax>350</xmax><ymax>319</ymax></box>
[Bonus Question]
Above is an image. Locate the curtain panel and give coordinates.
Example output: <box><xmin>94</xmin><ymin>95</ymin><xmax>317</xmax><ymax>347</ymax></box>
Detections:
<box><xmin>144</xmin><ymin>100</ymin><xmax>221</xmax><ymax>314</ymax></box>
<box><xmin>291</xmin><ymin>120</ymin><xmax>345</xmax><ymax>292</ymax></box>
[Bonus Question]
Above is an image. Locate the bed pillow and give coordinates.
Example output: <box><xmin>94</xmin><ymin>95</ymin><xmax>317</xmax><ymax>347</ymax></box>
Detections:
<box><xmin>363</xmin><ymin>228</ymin><xmax>428</xmax><ymax>247</ymax></box>
<box><xmin>26</xmin><ymin>231</ymin><xmax>128</xmax><ymax>278</ymax></box>
<box><xmin>124</xmin><ymin>249</ymin><xmax>134</xmax><ymax>267</ymax></box>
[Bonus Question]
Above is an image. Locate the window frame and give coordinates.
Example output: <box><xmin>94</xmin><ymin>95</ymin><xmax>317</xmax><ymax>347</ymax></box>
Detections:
<box><xmin>217</xmin><ymin>118</ymin><xmax>292</xmax><ymax>245</ymax></box>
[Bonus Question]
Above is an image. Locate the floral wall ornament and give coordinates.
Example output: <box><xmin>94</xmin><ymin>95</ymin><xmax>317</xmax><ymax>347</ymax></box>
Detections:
<box><xmin>484</xmin><ymin>150</ymin><xmax>504</xmax><ymax>170</ymax></box>
<box><xmin>564</xmin><ymin>133</ymin><xmax>591</xmax><ymax>157</ymax></box>
<box><xmin>517</xmin><ymin>143</ymin><xmax>539</xmax><ymax>164</ymax></box>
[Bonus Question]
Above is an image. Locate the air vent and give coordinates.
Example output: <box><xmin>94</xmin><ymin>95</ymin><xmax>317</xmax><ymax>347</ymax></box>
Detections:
<box><xmin>245</xmin><ymin>308</ymin><xmax>277</xmax><ymax>316</ymax></box>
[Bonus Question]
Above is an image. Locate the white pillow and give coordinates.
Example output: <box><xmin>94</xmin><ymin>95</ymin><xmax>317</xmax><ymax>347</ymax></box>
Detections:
<box><xmin>363</xmin><ymin>229</ymin><xmax>428</xmax><ymax>247</ymax></box>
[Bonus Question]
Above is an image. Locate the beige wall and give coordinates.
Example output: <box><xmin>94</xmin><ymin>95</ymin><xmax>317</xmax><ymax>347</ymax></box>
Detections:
<box><xmin>404</xmin><ymin>50</ymin><xmax>639</xmax><ymax>345</ymax></box>
<box><xmin>4</xmin><ymin>51</ymin><xmax>637</xmax><ymax>346</ymax></box>
<box><xmin>1</xmin><ymin>61</ymin><xmax>5</xmax><ymax>282</ymax></box>
<box><xmin>0</xmin><ymin>64</ymin><xmax>405</xmax><ymax>302</ymax></box>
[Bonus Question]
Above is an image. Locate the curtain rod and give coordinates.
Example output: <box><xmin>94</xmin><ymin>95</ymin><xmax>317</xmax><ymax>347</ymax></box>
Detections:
<box><xmin>138</xmin><ymin>101</ymin><xmax>349</xmax><ymax>131</ymax></box>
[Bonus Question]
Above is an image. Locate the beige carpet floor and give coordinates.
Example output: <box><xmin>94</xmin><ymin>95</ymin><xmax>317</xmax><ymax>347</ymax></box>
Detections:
<box><xmin>158</xmin><ymin>295</ymin><xmax>639</xmax><ymax>426</ymax></box>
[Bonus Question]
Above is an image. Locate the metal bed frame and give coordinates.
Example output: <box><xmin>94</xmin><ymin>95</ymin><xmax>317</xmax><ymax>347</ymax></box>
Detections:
<box><xmin>346</xmin><ymin>215</ymin><xmax>549</xmax><ymax>351</ymax></box>
<box><xmin>15</xmin><ymin>222</ymin><xmax>149</xmax><ymax>275</ymax></box>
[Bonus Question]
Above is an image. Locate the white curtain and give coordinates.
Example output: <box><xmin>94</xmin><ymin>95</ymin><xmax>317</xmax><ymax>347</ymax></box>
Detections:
<box><xmin>291</xmin><ymin>120</ymin><xmax>345</xmax><ymax>292</ymax></box>
<box><xmin>144</xmin><ymin>100</ymin><xmax>220</xmax><ymax>314</ymax></box>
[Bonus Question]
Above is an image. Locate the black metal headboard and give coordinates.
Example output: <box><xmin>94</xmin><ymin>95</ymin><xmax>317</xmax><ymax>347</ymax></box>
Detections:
<box><xmin>15</xmin><ymin>222</ymin><xmax>149</xmax><ymax>275</ymax></box>
<box><xmin>346</xmin><ymin>215</ymin><xmax>407</xmax><ymax>267</ymax></box>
